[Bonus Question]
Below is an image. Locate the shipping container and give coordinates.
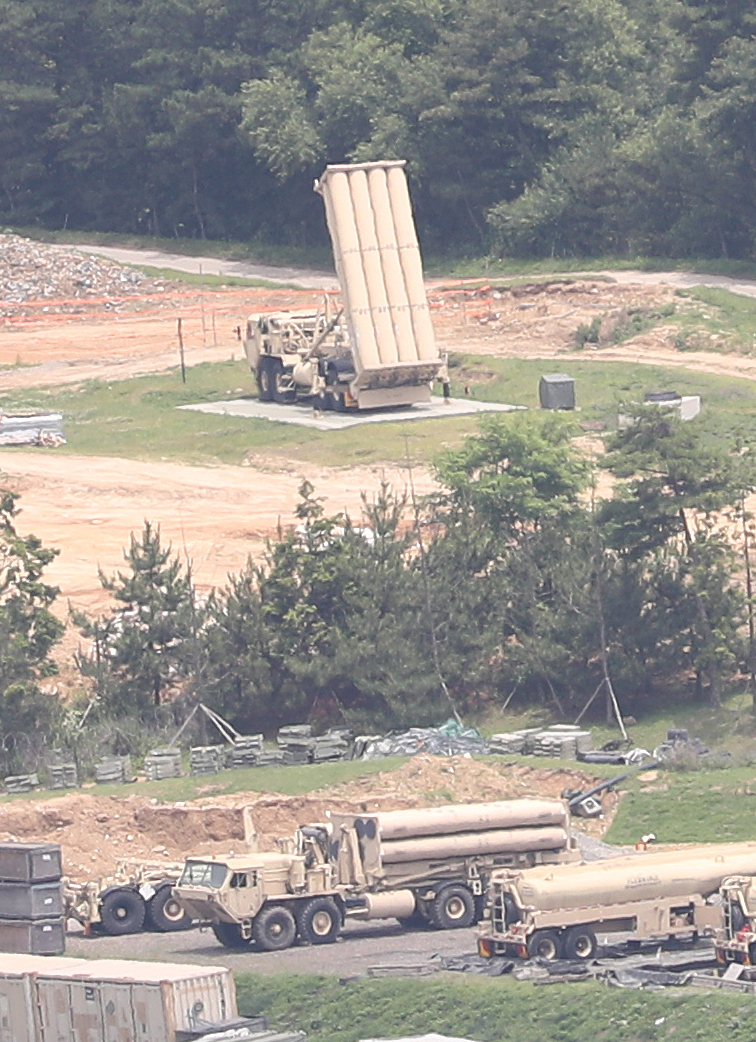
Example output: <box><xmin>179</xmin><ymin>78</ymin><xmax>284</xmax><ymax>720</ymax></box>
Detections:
<box><xmin>0</xmin><ymin>955</ymin><xmax>237</xmax><ymax>1042</ymax></box>
<box><xmin>0</xmin><ymin>844</ymin><xmax>62</xmax><ymax>884</ymax></box>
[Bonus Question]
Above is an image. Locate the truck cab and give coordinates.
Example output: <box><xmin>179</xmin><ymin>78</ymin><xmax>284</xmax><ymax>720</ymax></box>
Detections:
<box><xmin>715</xmin><ymin>875</ymin><xmax>756</xmax><ymax>965</ymax></box>
<box><xmin>172</xmin><ymin>851</ymin><xmax>340</xmax><ymax>951</ymax></box>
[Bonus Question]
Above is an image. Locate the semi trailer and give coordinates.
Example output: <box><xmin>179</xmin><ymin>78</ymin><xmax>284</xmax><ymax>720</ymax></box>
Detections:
<box><xmin>173</xmin><ymin>798</ymin><xmax>578</xmax><ymax>951</ymax></box>
<box><xmin>477</xmin><ymin>842</ymin><xmax>756</xmax><ymax>961</ymax></box>
<box><xmin>243</xmin><ymin>160</ymin><xmax>445</xmax><ymax>411</ymax></box>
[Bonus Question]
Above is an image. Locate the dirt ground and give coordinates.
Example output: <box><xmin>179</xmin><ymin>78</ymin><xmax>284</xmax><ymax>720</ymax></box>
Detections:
<box><xmin>0</xmin><ymin>755</ymin><xmax>618</xmax><ymax>882</ymax></box>
<box><xmin>0</xmin><ymin>245</ymin><xmax>750</xmax><ymax>876</ymax></box>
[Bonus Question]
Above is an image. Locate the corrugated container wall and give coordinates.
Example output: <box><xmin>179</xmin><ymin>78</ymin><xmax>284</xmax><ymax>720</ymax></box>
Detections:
<box><xmin>0</xmin><ymin>955</ymin><xmax>236</xmax><ymax>1042</ymax></box>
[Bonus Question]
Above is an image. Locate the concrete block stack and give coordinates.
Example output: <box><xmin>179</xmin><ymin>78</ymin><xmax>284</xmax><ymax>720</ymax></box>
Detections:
<box><xmin>0</xmin><ymin>843</ymin><xmax>65</xmax><ymax>955</ymax></box>
<box><xmin>4</xmin><ymin>773</ymin><xmax>39</xmax><ymax>794</ymax></box>
<box><xmin>47</xmin><ymin>763</ymin><xmax>78</xmax><ymax>789</ymax></box>
<box><xmin>94</xmin><ymin>755</ymin><xmax>135</xmax><ymax>784</ymax></box>
<box><xmin>277</xmin><ymin>725</ymin><xmax>314</xmax><ymax>765</ymax></box>
<box><xmin>189</xmin><ymin>745</ymin><xmax>225</xmax><ymax>775</ymax></box>
<box><xmin>488</xmin><ymin>725</ymin><xmax>593</xmax><ymax>761</ymax></box>
<box><xmin>229</xmin><ymin>734</ymin><xmax>265</xmax><ymax>768</ymax></box>
<box><xmin>144</xmin><ymin>748</ymin><xmax>183</xmax><ymax>781</ymax></box>
<box><xmin>311</xmin><ymin>729</ymin><xmax>353</xmax><ymax>763</ymax></box>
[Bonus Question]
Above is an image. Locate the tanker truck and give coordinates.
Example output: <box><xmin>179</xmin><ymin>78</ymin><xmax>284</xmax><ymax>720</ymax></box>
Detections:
<box><xmin>244</xmin><ymin>160</ymin><xmax>444</xmax><ymax>411</ymax></box>
<box><xmin>173</xmin><ymin>798</ymin><xmax>577</xmax><ymax>951</ymax></box>
<box><xmin>477</xmin><ymin>842</ymin><xmax>756</xmax><ymax>962</ymax></box>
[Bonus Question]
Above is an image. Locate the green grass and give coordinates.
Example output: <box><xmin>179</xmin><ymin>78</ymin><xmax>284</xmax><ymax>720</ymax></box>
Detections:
<box><xmin>4</xmin><ymin>355</ymin><xmax>756</xmax><ymax>468</ymax></box>
<box><xmin>236</xmin><ymin>972</ymin><xmax>756</xmax><ymax>1042</ymax></box>
<box><xmin>0</xmin><ymin>756</ymin><xmax>408</xmax><ymax>804</ymax></box>
<box><xmin>137</xmin><ymin>264</ymin><xmax>299</xmax><ymax>290</ymax></box>
<box><xmin>669</xmin><ymin>287</ymin><xmax>756</xmax><ymax>353</ymax></box>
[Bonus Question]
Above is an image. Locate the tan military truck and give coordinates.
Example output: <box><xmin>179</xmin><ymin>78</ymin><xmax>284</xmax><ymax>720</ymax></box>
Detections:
<box><xmin>173</xmin><ymin>798</ymin><xmax>577</xmax><ymax>950</ymax></box>
<box><xmin>477</xmin><ymin>843</ymin><xmax>756</xmax><ymax>961</ymax></box>
<box><xmin>244</xmin><ymin>159</ymin><xmax>444</xmax><ymax>411</ymax></box>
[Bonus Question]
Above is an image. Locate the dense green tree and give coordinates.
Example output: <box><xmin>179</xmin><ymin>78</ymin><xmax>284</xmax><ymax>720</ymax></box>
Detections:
<box><xmin>0</xmin><ymin>490</ymin><xmax>63</xmax><ymax>772</ymax></box>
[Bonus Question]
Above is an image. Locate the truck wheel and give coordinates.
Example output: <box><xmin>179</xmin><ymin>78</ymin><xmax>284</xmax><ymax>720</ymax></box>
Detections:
<box><xmin>329</xmin><ymin>390</ymin><xmax>347</xmax><ymax>412</ymax></box>
<box><xmin>502</xmin><ymin>894</ymin><xmax>522</xmax><ymax>927</ymax></box>
<box><xmin>272</xmin><ymin>362</ymin><xmax>296</xmax><ymax>404</ymax></box>
<box><xmin>253</xmin><ymin>905</ymin><xmax>297</xmax><ymax>951</ymax></box>
<box><xmin>397</xmin><ymin>910</ymin><xmax>431</xmax><ymax>930</ymax></box>
<box><xmin>527</xmin><ymin>929</ymin><xmax>563</xmax><ymax>961</ymax></box>
<box><xmin>563</xmin><ymin>925</ymin><xmax>597</xmax><ymax>960</ymax></box>
<box><xmin>145</xmin><ymin>885</ymin><xmax>194</xmax><ymax>932</ymax></box>
<box><xmin>429</xmin><ymin>886</ymin><xmax>476</xmax><ymax>930</ymax></box>
<box><xmin>99</xmin><ymin>889</ymin><xmax>146</xmax><ymax>935</ymax></box>
<box><xmin>296</xmin><ymin>898</ymin><xmax>341</xmax><ymax>945</ymax></box>
<box><xmin>211</xmin><ymin>921</ymin><xmax>251</xmax><ymax>948</ymax></box>
<box><xmin>257</xmin><ymin>359</ymin><xmax>274</xmax><ymax>402</ymax></box>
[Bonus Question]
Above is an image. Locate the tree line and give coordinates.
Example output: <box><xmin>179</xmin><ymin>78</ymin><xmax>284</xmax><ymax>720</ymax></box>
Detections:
<box><xmin>2</xmin><ymin>0</ymin><xmax>755</xmax><ymax>258</ymax></box>
<box><xmin>4</xmin><ymin>409</ymin><xmax>756</xmax><ymax>774</ymax></box>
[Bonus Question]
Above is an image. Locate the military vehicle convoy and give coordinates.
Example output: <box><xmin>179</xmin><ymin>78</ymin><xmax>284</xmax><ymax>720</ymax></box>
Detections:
<box><xmin>243</xmin><ymin>159</ymin><xmax>444</xmax><ymax>411</ymax></box>
<box><xmin>173</xmin><ymin>798</ymin><xmax>578</xmax><ymax>950</ymax></box>
<box><xmin>477</xmin><ymin>842</ymin><xmax>756</xmax><ymax>961</ymax></box>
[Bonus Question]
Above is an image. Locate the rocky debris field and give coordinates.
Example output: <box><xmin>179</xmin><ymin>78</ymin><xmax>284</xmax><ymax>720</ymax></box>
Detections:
<box><xmin>0</xmin><ymin>756</ymin><xmax>619</xmax><ymax>882</ymax></box>
<box><xmin>0</xmin><ymin>234</ymin><xmax>181</xmax><ymax>318</ymax></box>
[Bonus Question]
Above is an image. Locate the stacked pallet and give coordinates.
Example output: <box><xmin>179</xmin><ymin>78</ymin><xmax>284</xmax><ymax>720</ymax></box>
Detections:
<box><xmin>0</xmin><ymin>843</ymin><xmax>65</xmax><ymax>955</ymax></box>
<box><xmin>277</xmin><ymin>725</ymin><xmax>313</xmax><ymax>765</ymax></box>
<box><xmin>229</xmin><ymin>734</ymin><xmax>265</xmax><ymax>768</ymax></box>
<box><xmin>254</xmin><ymin>749</ymin><xmax>285</xmax><ymax>766</ymax></box>
<box><xmin>47</xmin><ymin>763</ymin><xmax>78</xmax><ymax>789</ymax></box>
<box><xmin>144</xmin><ymin>748</ymin><xmax>183</xmax><ymax>781</ymax></box>
<box><xmin>189</xmin><ymin>745</ymin><xmax>225</xmax><ymax>775</ymax></box>
<box><xmin>94</xmin><ymin>755</ymin><xmax>135</xmax><ymax>784</ymax></box>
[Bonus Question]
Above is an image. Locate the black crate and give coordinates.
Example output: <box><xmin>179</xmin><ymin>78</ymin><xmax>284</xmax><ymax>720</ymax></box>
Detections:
<box><xmin>0</xmin><ymin>843</ymin><xmax>62</xmax><ymax>883</ymax></box>
<box><xmin>0</xmin><ymin>917</ymin><xmax>65</xmax><ymax>954</ymax></box>
<box><xmin>0</xmin><ymin>881</ymin><xmax>63</xmax><ymax>920</ymax></box>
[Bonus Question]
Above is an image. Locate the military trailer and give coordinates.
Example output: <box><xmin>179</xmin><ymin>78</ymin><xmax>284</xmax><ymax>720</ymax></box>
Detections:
<box><xmin>477</xmin><ymin>842</ymin><xmax>756</xmax><ymax>961</ymax></box>
<box><xmin>244</xmin><ymin>160</ymin><xmax>444</xmax><ymax>411</ymax></box>
<box><xmin>173</xmin><ymin>798</ymin><xmax>578</xmax><ymax>951</ymax></box>
<box><xmin>64</xmin><ymin>859</ymin><xmax>194</xmax><ymax>936</ymax></box>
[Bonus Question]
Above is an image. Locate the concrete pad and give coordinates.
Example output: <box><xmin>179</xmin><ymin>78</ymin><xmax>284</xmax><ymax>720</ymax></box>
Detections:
<box><xmin>178</xmin><ymin>397</ymin><xmax>525</xmax><ymax>431</ymax></box>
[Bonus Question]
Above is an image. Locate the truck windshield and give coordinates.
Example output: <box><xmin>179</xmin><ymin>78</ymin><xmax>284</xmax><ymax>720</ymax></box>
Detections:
<box><xmin>180</xmin><ymin>862</ymin><xmax>227</xmax><ymax>888</ymax></box>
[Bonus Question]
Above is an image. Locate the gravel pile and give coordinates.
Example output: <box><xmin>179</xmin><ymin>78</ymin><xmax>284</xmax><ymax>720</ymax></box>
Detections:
<box><xmin>0</xmin><ymin>234</ymin><xmax>176</xmax><ymax>317</ymax></box>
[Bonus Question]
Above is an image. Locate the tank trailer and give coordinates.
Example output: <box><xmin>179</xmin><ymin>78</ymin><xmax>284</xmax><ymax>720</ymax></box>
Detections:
<box><xmin>244</xmin><ymin>159</ymin><xmax>444</xmax><ymax>411</ymax></box>
<box><xmin>477</xmin><ymin>842</ymin><xmax>756</xmax><ymax>961</ymax></box>
<box><xmin>173</xmin><ymin>798</ymin><xmax>577</xmax><ymax>951</ymax></box>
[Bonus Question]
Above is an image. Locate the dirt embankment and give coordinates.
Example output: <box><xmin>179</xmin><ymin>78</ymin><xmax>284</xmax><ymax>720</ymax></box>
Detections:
<box><xmin>0</xmin><ymin>757</ymin><xmax>617</xmax><ymax>882</ymax></box>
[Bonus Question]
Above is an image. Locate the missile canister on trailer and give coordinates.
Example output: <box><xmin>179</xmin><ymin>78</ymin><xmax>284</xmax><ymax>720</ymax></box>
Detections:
<box><xmin>367</xmin><ymin>799</ymin><xmax>570</xmax><ymax>841</ymax></box>
<box><xmin>381</xmin><ymin>826</ymin><xmax>570</xmax><ymax>864</ymax></box>
<box><xmin>507</xmin><ymin>842</ymin><xmax>756</xmax><ymax>911</ymax></box>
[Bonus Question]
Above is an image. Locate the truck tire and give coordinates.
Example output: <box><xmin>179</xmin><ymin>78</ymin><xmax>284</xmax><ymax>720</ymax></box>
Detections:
<box><xmin>257</xmin><ymin>359</ymin><xmax>274</xmax><ymax>402</ymax></box>
<box><xmin>272</xmin><ymin>361</ymin><xmax>296</xmax><ymax>404</ymax></box>
<box><xmin>212</xmin><ymin>921</ymin><xmax>251</xmax><ymax>948</ymax></box>
<box><xmin>296</xmin><ymin>897</ymin><xmax>341</xmax><ymax>945</ymax></box>
<box><xmin>527</xmin><ymin>929</ymin><xmax>563</xmax><ymax>961</ymax></box>
<box><xmin>145</xmin><ymin>885</ymin><xmax>194</xmax><ymax>932</ymax></box>
<box><xmin>563</xmin><ymin>925</ymin><xmax>597</xmax><ymax>960</ymax></box>
<box><xmin>99</xmin><ymin>889</ymin><xmax>146</xmax><ymax>935</ymax></box>
<box><xmin>502</xmin><ymin>894</ymin><xmax>522</xmax><ymax>927</ymax></box>
<box><xmin>397</xmin><ymin>909</ymin><xmax>432</xmax><ymax>930</ymax></box>
<box><xmin>429</xmin><ymin>886</ymin><xmax>476</xmax><ymax>930</ymax></box>
<box><xmin>253</xmin><ymin>905</ymin><xmax>297</xmax><ymax>951</ymax></box>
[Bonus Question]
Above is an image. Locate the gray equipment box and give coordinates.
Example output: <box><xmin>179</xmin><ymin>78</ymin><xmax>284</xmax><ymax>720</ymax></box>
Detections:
<box><xmin>0</xmin><ymin>917</ymin><xmax>65</xmax><ymax>954</ymax></box>
<box><xmin>0</xmin><ymin>843</ymin><xmax>62</xmax><ymax>883</ymax></box>
<box><xmin>0</xmin><ymin>881</ymin><xmax>63</xmax><ymax>919</ymax></box>
<box><xmin>539</xmin><ymin>373</ymin><xmax>575</xmax><ymax>410</ymax></box>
